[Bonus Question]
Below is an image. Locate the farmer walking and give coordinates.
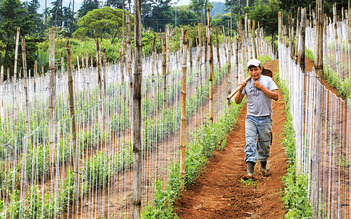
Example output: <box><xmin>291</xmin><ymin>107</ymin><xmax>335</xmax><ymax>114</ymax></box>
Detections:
<box><xmin>235</xmin><ymin>59</ymin><xmax>279</xmax><ymax>179</ymax></box>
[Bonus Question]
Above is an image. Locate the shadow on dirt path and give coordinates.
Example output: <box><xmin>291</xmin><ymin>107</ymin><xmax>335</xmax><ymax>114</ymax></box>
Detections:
<box><xmin>174</xmin><ymin>59</ymin><xmax>289</xmax><ymax>218</ymax></box>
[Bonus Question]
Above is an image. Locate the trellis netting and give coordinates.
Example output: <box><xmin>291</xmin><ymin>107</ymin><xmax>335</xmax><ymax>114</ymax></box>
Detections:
<box><xmin>279</xmin><ymin>13</ymin><xmax>351</xmax><ymax>217</ymax></box>
<box><xmin>0</xmin><ymin>29</ymin><xmax>275</xmax><ymax>218</ymax></box>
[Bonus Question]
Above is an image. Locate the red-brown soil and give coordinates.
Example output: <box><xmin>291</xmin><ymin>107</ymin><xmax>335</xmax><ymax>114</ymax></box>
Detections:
<box><xmin>174</xmin><ymin>59</ymin><xmax>288</xmax><ymax>218</ymax></box>
<box><xmin>173</xmin><ymin>56</ymin><xmax>342</xmax><ymax>218</ymax></box>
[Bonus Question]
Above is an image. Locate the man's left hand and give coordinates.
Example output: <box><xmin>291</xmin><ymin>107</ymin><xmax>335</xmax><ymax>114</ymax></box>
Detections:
<box><xmin>253</xmin><ymin>80</ymin><xmax>262</xmax><ymax>89</ymax></box>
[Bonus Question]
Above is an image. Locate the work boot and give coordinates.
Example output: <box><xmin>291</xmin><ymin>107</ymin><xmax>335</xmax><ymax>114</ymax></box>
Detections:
<box><xmin>247</xmin><ymin>161</ymin><xmax>255</xmax><ymax>175</ymax></box>
<box><xmin>260</xmin><ymin>161</ymin><xmax>267</xmax><ymax>172</ymax></box>
<box><xmin>242</xmin><ymin>161</ymin><xmax>255</xmax><ymax>180</ymax></box>
<box><xmin>260</xmin><ymin>161</ymin><xmax>272</xmax><ymax>177</ymax></box>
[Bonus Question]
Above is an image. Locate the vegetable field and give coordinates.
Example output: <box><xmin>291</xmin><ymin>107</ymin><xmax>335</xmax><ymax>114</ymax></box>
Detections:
<box><xmin>0</xmin><ymin>17</ymin><xmax>275</xmax><ymax>218</ymax></box>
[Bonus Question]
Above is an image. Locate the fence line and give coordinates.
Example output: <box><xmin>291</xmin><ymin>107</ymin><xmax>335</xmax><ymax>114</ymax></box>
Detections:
<box><xmin>279</xmin><ymin>6</ymin><xmax>351</xmax><ymax>217</ymax></box>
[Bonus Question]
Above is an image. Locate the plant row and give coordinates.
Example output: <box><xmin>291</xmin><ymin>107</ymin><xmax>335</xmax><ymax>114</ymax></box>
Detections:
<box><xmin>0</xmin><ymin>62</ymin><xmax>229</xmax><ymax>217</ymax></box>
<box><xmin>274</xmin><ymin>71</ymin><xmax>313</xmax><ymax>218</ymax></box>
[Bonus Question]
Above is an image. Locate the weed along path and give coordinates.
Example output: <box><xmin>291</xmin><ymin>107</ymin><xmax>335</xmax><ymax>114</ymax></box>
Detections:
<box><xmin>174</xmin><ymin>59</ymin><xmax>289</xmax><ymax>218</ymax></box>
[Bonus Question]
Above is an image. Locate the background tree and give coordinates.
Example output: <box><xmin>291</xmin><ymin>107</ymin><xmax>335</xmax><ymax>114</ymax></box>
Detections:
<box><xmin>0</xmin><ymin>0</ymin><xmax>36</xmax><ymax>77</ymax></box>
<box><xmin>27</xmin><ymin>0</ymin><xmax>45</xmax><ymax>34</ymax></box>
<box><xmin>49</xmin><ymin>0</ymin><xmax>64</xmax><ymax>27</ymax></box>
<box><xmin>74</xmin><ymin>7</ymin><xmax>134</xmax><ymax>43</ymax></box>
<box><xmin>78</xmin><ymin>0</ymin><xmax>100</xmax><ymax>18</ymax></box>
<box><xmin>143</xmin><ymin>0</ymin><xmax>172</xmax><ymax>32</ymax></box>
<box><xmin>105</xmin><ymin>0</ymin><xmax>126</xmax><ymax>9</ymax></box>
<box><xmin>171</xmin><ymin>5</ymin><xmax>197</xmax><ymax>26</ymax></box>
<box><xmin>189</xmin><ymin>0</ymin><xmax>205</xmax><ymax>24</ymax></box>
<box><xmin>62</xmin><ymin>4</ymin><xmax>77</xmax><ymax>36</ymax></box>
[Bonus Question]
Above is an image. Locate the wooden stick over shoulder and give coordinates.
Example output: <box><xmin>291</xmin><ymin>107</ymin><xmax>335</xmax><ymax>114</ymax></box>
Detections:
<box><xmin>227</xmin><ymin>76</ymin><xmax>251</xmax><ymax>100</ymax></box>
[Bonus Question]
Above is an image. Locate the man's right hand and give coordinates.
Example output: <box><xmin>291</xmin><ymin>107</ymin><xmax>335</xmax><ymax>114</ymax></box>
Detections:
<box><xmin>239</xmin><ymin>81</ymin><xmax>247</xmax><ymax>90</ymax></box>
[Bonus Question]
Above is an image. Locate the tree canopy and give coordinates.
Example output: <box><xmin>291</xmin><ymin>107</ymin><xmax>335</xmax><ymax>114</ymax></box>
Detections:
<box><xmin>74</xmin><ymin>7</ymin><xmax>134</xmax><ymax>43</ymax></box>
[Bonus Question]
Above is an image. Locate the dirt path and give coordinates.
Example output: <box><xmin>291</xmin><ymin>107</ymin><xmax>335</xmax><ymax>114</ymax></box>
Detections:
<box><xmin>174</xmin><ymin>59</ymin><xmax>289</xmax><ymax>218</ymax></box>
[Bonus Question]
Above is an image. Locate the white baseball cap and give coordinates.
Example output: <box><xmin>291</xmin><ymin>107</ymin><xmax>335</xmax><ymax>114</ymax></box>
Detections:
<box><xmin>247</xmin><ymin>59</ymin><xmax>261</xmax><ymax>68</ymax></box>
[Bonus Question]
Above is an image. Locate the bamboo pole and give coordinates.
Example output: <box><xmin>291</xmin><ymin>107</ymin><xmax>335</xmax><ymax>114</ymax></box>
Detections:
<box><xmin>295</xmin><ymin>7</ymin><xmax>301</xmax><ymax>63</ymax></box>
<box><xmin>197</xmin><ymin>23</ymin><xmax>202</xmax><ymax>77</ymax></box>
<box><xmin>216</xmin><ymin>29</ymin><xmax>221</xmax><ymax>69</ymax></box>
<box><xmin>152</xmin><ymin>33</ymin><xmax>156</xmax><ymax>98</ymax></box>
<box><xmin>13</xmin><ymin>27</ymin><xmax>20</xmax><ymax>122</ymax></box>
<box><xmin>248</xmin><ymin>19</ymin><xmax>252</xmax><ymax>59</ymax></box>
<box><xmin>222</xmin><ymin>26</ymin><xmax>227</xmax><ymax>59</ymax></box>
<box><xmin>208</xmin><ymin>7</ymin><xmax>214</xmax><ymax>123</ymax></box>
<box><xmin>162</xmin><ymin>38</ymin><xmax>166</xmax><ymax>109</ymax></box>
<box><xmin>126</xmin><ymin>13</ymin><xmax>133</xmax><ymax>144</ymax></box>
<box><xmin>132</xmin><ymin>0</ymin><xmax>142</xmax><ymax>216</ymax></box>
<box><xmin>166</xmin><ymin>25</ymin><xmax>170</xmax><ymax>75</ymax></box>
<box><xmin>257</xmin><ymin>22</ymin><xmax>261</xmax><ymax>56</ymax></box>
<box><xmin>48</xmin><ymin>28</ymin><xmax>56</xmax><ymax>164</ymax></box>
<box><xmin>189</xmin><ymin>38</ymin><xmax>193</xmax><ymax>69</ymax></box>
<box><xmin>311</xmin><ymin>0</ymin><xmax>323</xmax><ymax>216</ymax></box>
<box><xmin>34</xmin><ymin>61</ymin><xmax>37</xmax><ymax>115</ymax></box>
<box><xmin>21</xmin><ymin>37</ymin><xmax>30</xmax><ymax>138</ymax></box>
<box><xmin>349</xmin><ymin>0</ymin><xmax>351</xmax><ymax>79</ymax></box>
<box><xmin>252</xmin><ymin>20</ymin><xmax>257</xmax><ymax>58</ymax></box>
<box><xmin>333</xmin><ymin>4</ymin><xmax>341</xmax><ymax>77</ymax></box>
<box><xmin>174</xmin><ymin>38</ymin><xmax>179</xmax><ymax>69</ymax></box>
<box><xmin>96</xmin><ymin>40</ymin><xmax>103</xmax><ymax>127</ymax></box>
<box><xmin>288</xmin><ymin>15</ymin><xmax>295</xmax><ymax>59</ymax></box>
<box><xmin>103</xmin><ymin>48</ymin><xmax>107</xmax><ymax>93</ymax></box>
<box><xmin>204</xmin><ymin>36</ymin><xmax>208</xmax><ymax>78</ymax></box>
<box><xmin>180</xmin><ymin>29</ymin><xmax>188</xmax><ymax>191</ymax></box>
<box><xmin>66</xmin><ymin>41</ymin><xmax>80</xmax><ymax>210</ymax></box>
<box><xmin>236</xmin><ymin>21</ymin><xmax>240</xmax><ymax>87</ymax></box>
<box><xmin>227</xmin><ymin>31</ymin><xmax>232</xmax><ymax>107</ymax></box>
<box><xmin>0</xmin><ymin>66</ymin><xmax>3</xmax><ymax>119</ymax></box>
<box><xmin>300</xmin><ymin>8</ymin><xmax>306</xmax><ymax>74</ymax></box>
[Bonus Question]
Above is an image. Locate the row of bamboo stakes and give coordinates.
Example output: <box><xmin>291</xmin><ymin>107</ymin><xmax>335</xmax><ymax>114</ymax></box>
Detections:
<box><xmin>277</xmin><ymin>0</ymin><xmax>351</xmax><ymax>217</ymax></box>
<box><xmin>0</xmin><ymin>4</ymin><xmax>271</xmax><ymax>217</ymax></box>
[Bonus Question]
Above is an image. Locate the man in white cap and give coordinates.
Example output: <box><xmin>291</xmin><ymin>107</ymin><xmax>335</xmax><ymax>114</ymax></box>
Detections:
<box><xmin>235</xmin><ymin>59</ymin><xmax>279</xmax><ymax>179</ymax></box>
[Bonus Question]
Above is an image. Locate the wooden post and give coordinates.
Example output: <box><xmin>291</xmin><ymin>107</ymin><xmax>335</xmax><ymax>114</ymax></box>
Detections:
<box><xmin>48</xmin><ymin>28</ymin><xmax>56</xmax><ymax>164</ymax></box>
<box><xmin>180</xmin><ymin>30</ymin><xmax>188</xmax><ymax>191</ymax></box>
<box><xmin>311</xmin><ymin>0</ymin><xmax>323</xmax><ymax>217</ymax></box>
<box><xmin>216</xmin><ymin>29</ymin><xmax>221</xmax><ymax>69</ymax></box>
<box><xmin>66</xmin><ymin>41</ymin><xmax>79</xmax><ymax>207</ymax></box>
<box><xmin>300</xmin><ymin>8</ymin><xmax>306</xmax><ymax>73</ymax></box>
<box><xmin>162</xmin><ymin>38</ymin><xmax>166</xmax><ymax>109</ymax></box>
<box><xmin>132</xmin><ymin>0</ymin><xmax>142</xmax><ymax>216</ymax></box>
<box><xmin>208</xmin><ymin>7</ymin><xmax>214</xmax><ymax>123</ymax></box>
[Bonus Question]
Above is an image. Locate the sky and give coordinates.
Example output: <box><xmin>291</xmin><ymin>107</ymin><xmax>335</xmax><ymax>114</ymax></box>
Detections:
<box><xmin>37</xmin><ymin>0</ymin><xmax>225</xmax><ymax>14</ymax></box>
